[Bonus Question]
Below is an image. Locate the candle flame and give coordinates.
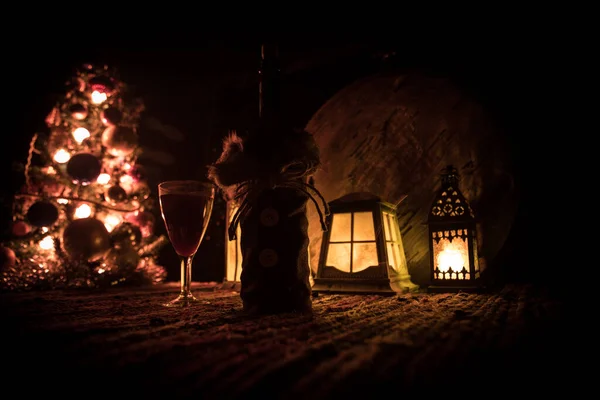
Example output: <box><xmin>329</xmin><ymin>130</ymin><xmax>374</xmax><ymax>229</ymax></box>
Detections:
<box><xmin>435</xmin><ymin>238</ymin><xmax>467</xmax><ymax>273</ymax></box>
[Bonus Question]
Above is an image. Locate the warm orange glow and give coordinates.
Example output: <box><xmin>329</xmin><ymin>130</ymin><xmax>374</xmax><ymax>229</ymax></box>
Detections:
<box><xmin>91</xmin><ymin>90</ymin><xmax>107</xmax><ymax>104</ymax></box>
<box><xmin>39</xmin><ymin>236</ymin><xmax>54</xmax><ymax>250</ymax></box>
<box><xmin>53</xmin><ymin>149</ymin><xmax>71</xmax><ymax>163</ymax></box>
<box><xmin>103</xmin><ymin>214</ymin><xmax>121</xmax><ymax>232</ymax></box>
<box><xmin>72</xmin><ymin>127</ymin><xmax>91</xmax><ymax>143</ymax></box>
<box><xmin>97</xmin><ymin>173</ymin><xmax>111</xmax><ymax>185</ymax></box>
<box><xmin>434</xmin><ymin>236</ymin><xmax>468</xmax><ymax>275</ymax></box>
<box><xmin>326</xmin><ymin>212</ymin><xmax>377</xmax><ymax>273</ymax></box>
<box><xmin>120</xmin><ymin>175</ymin><xmax>133</xmax><ymax>184</ymax></box>
<box><xmin>74</xmin><ymin>204</ymin><xmax>92</xmax><ymax>219</ymax></box>
<box><xmin>438</xmin><ymin>247</ymin><xmax>464</xmax><ymax>273</ymax></box>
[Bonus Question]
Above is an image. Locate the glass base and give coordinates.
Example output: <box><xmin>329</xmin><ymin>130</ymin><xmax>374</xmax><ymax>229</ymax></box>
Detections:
<box><xmin>163</xmin><ymin>293</ymin><xmax>211</xmax><ymax>307</ymax></box>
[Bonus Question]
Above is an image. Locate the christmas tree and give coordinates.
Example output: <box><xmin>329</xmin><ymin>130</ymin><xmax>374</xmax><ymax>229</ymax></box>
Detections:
<box><xmin>0</xmin><ymin>64</ymin><xmax>168</xmax><ymax>291</ymax></box>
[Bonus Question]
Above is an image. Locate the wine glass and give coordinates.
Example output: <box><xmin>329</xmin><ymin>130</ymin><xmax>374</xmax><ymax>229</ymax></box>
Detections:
<box><xmin>158</xmin><ymin>180</ymin><xmax>215</xmax><ymax>307</ymax></box>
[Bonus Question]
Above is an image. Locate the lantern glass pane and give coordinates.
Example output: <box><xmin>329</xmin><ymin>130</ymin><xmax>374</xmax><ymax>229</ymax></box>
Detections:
<box><xmin>353</xmin><ymin>211</ymin><xmax>375</xmax><ymax>241</ymax></box>
<box><xmin>386</xmin><ymin>242</ymin><xmax>403</xmax><ymax>272</ymax></box>
<box><xmin>433</xmin><ymin>234</ymin><xmax>470</xmax><ymax>280</ymax></box>
<box><xmin>383</xmin><ymin>212</ymin><xmax>407</xmax><ymax>273</ymax></box>
<box><xmin>385</xmin><ymin>213</ymin><xmax>396</xmax><ymax>241</ymax></box>
<box><xmin>383</xmin><ymin>213</ymin><xmax>392</xmax><ymax>241</ymax></box>
<box><xmin>326</xmin><ymin>243</ymin><xmax>351</xmax><ymax>272</ymax></box>
<box><xmin>330</xmin><ymin>213</ymin><xmax>351</xmax><ymax>242</ymax></box>
<box><xmin>470</xmin><ymin>229</ymin><xmax>480</xmax><ymax>274</ymax></box>
<box><xmin>352</xmin><ymin>242</ymin><xmax>378</xmax><ymax>272</ymax></box>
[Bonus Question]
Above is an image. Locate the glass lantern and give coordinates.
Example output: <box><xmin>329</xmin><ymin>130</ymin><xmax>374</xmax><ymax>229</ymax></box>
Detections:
<box><xmin>312</xmin><ymin>192</ymin><xmax>418</xmax><ymax>294</ymax></box>
<box><xmin>428</xmin><ymin>165</ymin><xmax>482</xmax><ymax>292</ymax></box>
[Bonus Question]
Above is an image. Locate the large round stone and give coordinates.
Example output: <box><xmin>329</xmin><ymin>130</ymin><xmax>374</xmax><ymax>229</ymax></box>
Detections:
<box><xmin>306</xmin><ymin>72</ymin><xmax>518</xmax><ymax>286</ymax></box>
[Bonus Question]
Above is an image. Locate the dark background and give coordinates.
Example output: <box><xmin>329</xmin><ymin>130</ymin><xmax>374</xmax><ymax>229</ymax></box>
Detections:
<box><xmin>2</xmin><ymin>32</ymin><xmax>544</xmax><ymax>287</ymax></box>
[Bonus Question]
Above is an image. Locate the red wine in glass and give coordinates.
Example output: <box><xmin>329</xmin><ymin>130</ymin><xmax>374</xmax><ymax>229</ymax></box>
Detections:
<box><xmin>159</xmin><ymin>180</ymin><xmax>214</xmax><ymax>307</ymax></box>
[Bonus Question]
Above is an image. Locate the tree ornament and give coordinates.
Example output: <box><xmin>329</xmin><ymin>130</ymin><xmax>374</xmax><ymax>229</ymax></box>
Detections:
<box><xmin>66</xmin><ymin>153</ymin><xmax>101</xmax><ymax>184</ymax></box>
<box><xmin>101</xmin><ymin>126</ymin><xmax>138</xmax><ymax>157</ymax></box>
<box><xmin>26</xmin><ymin>200</ymin><xmax>59</xmax><ymax>227</ymax></box>
<box><xmin>110</xmin><ymin>222</ymin><xmax>142</xmax><ymax>248</ymax></box>
<box><xmin>132</xmin><ymin>182</ymin><xmax>151</xmax><ymax>201</ymax></box>
<box><xmin>105</xmin><ymin>184</ymin><xmax>127</xmax><ymax>205</ymax></box>
<box><xmin>62</xmin><ymin>217</ymin><xmax>110</xmax><ymax>262</ymax></box>
<box><xmin>104</xmin><ymin>245</ymin><xmax>140</xmax><ymax>275</ymax></box>
<box><xmin>69</xmin><ymin>103</ymin><xmax>88</xmax><ymax>120</ymax></box>
<box><xmin>0</xmin><ymin>246</ymin><xmax>16</xmax><ymax>271</ymax></box>
<box><xmin>100</xmin><ymin>107</ymin><xmax>122</xmax><ymax>126</ymax></box>
<box><xmin>125</xmin><ymin>211</ymin><xmax>155</xmax><ymax>238</ymax></box>
<box><xmin>11</xmin><ymin>220</ymin><xmax>31</xmax><ymax>236</ymax></box>
<box><xmin>88</xmin><ymin>75</ymin><xmax>115</xmax><ymax>95</ymax></box>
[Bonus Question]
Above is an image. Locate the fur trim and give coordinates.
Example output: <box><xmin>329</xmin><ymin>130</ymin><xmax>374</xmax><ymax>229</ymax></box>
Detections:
<box><xmin>208</xmin><ymin>127</ymin><xmax>320</xmax><ymax>200</ymax></box>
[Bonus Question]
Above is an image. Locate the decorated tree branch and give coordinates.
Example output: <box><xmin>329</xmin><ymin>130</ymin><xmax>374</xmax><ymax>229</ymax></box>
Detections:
<box><xmin>0</xmin><ymin>64</ymin><xmax>168</xmax><ymax>291</ymax></box>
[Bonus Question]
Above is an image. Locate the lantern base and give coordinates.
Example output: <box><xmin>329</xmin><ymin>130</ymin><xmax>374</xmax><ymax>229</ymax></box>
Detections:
<box><xmin>427</xmin><ymin>284</ymin><xmax>485</xmax><ymax>293</ymax></box>
<box><xmin>312</xmin><ymin>278</ymin><xmax>419</xmax><ymax>295</ymax></box>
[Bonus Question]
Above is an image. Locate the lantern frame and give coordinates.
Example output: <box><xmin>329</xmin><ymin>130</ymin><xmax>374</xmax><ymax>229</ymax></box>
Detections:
<box><xmin>313</xmin><ymin>192</ymin><xmax>418</xmax><ymax>295</ymax></box>
<box><xmin>427</xmin><ymin>165</ymin><xmax>482</xmax><ymax>293</ymax></box>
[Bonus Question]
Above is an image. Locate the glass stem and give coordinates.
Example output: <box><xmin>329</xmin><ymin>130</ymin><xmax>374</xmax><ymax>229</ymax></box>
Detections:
<box><xmin>180</xmin><ymin>256</ymin><xmax>193</xmax><ymax>296</ymax></box>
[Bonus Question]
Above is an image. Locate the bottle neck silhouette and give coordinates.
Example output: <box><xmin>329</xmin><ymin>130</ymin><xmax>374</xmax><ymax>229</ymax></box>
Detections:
<box><xmin>258</xmin><ymin>43</ymin><xmax>280</xmax><ymax>124</ymax></box>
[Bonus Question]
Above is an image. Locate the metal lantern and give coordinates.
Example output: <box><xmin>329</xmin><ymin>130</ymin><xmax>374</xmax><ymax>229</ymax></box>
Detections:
<box><xmin>428</xmin><ymin>165</ymin><xmax>481</xmax><ymax>292</ymax></box>
<box><xmin>312</xmin><ymin>192</ymin><xmax>418</xmax><ymax>294</ymax></box>
<box><xmin>224</xmin><ymin>201</ymin><xmax>242</xmax><ymax>288</ymax></box>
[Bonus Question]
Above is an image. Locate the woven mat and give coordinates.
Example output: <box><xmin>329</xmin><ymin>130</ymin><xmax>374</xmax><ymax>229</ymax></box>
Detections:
<box><xmin>1</xmin><ymin>283</ymin><xmax>572</xmax><ymax>397</ymax></box>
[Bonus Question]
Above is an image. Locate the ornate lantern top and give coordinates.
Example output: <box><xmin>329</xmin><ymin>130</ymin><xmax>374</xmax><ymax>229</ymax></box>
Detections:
<box><xmin>429</xmin><ymin>165</ymin><xmax>474</xmax><ymax>223</ymax></box>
